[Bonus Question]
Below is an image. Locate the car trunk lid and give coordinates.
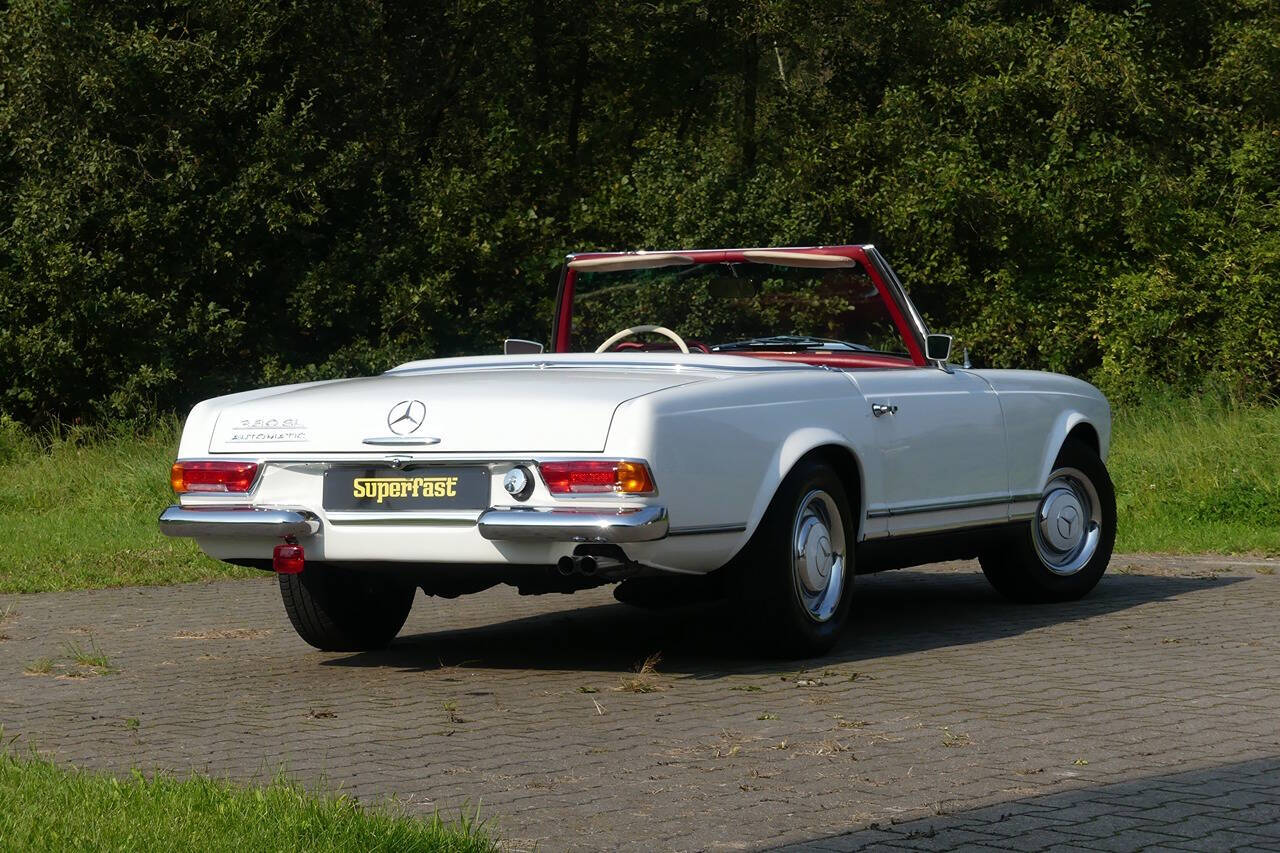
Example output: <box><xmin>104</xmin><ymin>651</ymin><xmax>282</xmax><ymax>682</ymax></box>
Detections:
<box><xmin>207</xmin><ymin>363</ymin><xmax>711</xmax><ymax>454</ymax></box>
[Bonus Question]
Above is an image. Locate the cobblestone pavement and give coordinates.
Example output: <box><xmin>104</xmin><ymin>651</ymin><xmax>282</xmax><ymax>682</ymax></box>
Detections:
<box><xmin>1</xmin><ymin>554</ymin><xmax>1278</xmax><ymax>851</ymax></box>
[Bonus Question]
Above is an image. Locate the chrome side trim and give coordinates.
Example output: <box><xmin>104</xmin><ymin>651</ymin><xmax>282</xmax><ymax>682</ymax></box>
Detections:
<box><xmin>1009</xmin><ymin>498</ymin><xmax>1040</xmax><ymax>523</ymax></box>
<box><xmin>477</xmin><ymin>505</ymin><xmax>668</xmax><ymax>543</ymax></box>
<box><xmin>159</xmin><ymin>506</ymin><xmax>320</xmax><ymax>538</ymax></box>
<box><xmin>667</xmin><ymin>523</ymin><xmax>747</xmax><ymax>537</ymax></box>
<box><xmin>867</xmin><ymin>495</ymin><xmax>1032</xmax><ymax>518</ymax></box>
<box><xmin>860</xmin><ymin>493</ymin><xmax>1043</xmax><ymax>540</ymax></box>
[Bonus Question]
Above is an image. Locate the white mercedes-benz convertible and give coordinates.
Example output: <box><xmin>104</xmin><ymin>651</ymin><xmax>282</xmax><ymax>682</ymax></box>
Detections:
<box><xmin>161</xmin><ymin>245</ymin><xmax>1115</xmax><ymax>656</ymax></box>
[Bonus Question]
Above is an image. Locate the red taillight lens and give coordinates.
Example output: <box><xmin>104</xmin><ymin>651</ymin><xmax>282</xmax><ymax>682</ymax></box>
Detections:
<box><xmin>273</xmin><ymin>543</ymin><xmax>305</xmax><ymax>574</ymax></box>
<box><xmin>170</xmin><ymin>461</ymin><xmax>259</xmax><ymax>494</ymax></box>
<box><xmin>538</xmin><ymin>460</ymin><xmax>657</xmax><ymax>495</ymax></box>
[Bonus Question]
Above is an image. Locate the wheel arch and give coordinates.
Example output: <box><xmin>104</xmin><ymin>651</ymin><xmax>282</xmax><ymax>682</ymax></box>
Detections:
<box><xmin>1065</xmin><ymin>421</ymin><xmax>1100</xmax><ymax>456</ymax></box>
<box><xmin>1038</xmin><ymin>412</ymin><xmax>1104</xmax><ymax>491</ymax></box>
<box><xmin>739</xmin><ymin>430</ymin><xmax>867</xmax><ymax>552</ymax></box>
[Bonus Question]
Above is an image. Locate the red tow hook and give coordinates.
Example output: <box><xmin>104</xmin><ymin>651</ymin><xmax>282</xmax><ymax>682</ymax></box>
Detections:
<box><xmin>273</xmin><ymin>543</ymin><xmax>305</xmax><ymax>574</ymax></box>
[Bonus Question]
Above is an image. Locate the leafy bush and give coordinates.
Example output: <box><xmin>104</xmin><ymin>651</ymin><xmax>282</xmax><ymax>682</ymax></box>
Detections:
<box><xmin>1</xmin><ymin>0</ymin><xmax>1277</xmax><ymax>426</ymax></box>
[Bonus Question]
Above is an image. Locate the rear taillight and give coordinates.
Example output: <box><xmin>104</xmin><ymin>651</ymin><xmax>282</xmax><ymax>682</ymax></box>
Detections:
<box><xmin>537</xmin><ymin>460</ymin><xmax>657</xmax><ymax>495</ymax></box>
<box><xmin>273</xmin><ymin>543</ymin><xmax>305</xmax><ymax>574</ymax></box>
<box><xmin>170</xmin><ymin>461</ymin><xmax>259</xmax><ymax>494</ymax></box>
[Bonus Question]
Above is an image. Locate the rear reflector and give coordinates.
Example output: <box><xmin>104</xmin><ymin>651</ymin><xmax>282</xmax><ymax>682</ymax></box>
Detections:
<box><xmin>273</xmin><ymin>543</ymin><xmax>305</xmax><ymax>574</ymax></box>
<box><xmin>171</xmin><ymin>461</ymin><xmax>259</xmax><ymax>494</ymax></box>
<box><xmin>538</xmin><ymin>460</ymin><xmax>657</xmax><ymax>495</ymax></box>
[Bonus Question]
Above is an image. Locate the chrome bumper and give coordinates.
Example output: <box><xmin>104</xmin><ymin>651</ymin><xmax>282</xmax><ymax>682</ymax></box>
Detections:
<box><xmin>158</xmin><ymin>506</ymin><xmax>320</xmax><ymax>538</ymax></box>
<box><xmin>159</xmin><ymin>504</ymin><xmax>668</xmax><ymax>544</ymax></box>
<box><xmin>477</xmin><ymin>505</ymin><xmax>668</xmax><ymax>543</ymax></box>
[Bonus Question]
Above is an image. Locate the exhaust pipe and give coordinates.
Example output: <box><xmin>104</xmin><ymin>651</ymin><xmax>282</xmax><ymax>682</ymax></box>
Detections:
<box><xmin>555</xmin><ymin>555</ymin><xmax>598</xmax><ymax>576</ymax></box>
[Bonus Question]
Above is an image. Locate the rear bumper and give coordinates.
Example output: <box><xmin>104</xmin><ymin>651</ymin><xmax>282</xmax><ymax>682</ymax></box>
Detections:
<box><xmin>476</xmin><ymin>505</ymin><xmax>668</xmax><ymax>543</ymax></box>
<box><xmin>159</xmin><ymin>504</ymin><xmax>669</xmax><ymax>544</ymax></box>
<box><xmin>158</xmin><ymin>506</ymin><xmax>321</xmax><ymax>538</ymax></box>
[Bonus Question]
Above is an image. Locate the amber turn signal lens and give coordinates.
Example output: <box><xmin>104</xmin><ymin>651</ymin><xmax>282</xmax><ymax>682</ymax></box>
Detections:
<box><xmin>170</xmin><ymin>460</ymin><xmax>259</xmax><ymax>494</ymax></box>
<box><xmin>615</xmin><ymin>460</ymin><xmax>656</xmax><ymax>494</ymax></box>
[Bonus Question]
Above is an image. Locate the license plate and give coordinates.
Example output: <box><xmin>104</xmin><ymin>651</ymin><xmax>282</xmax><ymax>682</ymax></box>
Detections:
<box><xmin>322</xmin><ymin>467</ymin><xmax>490</xmax><ymax>511</ymax></box>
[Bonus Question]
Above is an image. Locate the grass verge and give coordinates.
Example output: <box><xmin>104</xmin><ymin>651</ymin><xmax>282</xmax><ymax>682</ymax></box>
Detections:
<box><xmin>0</xmin><ymin>419</ymin><xmax>250</xmax><ymax>593</ymax></box>
<box><xmin>1109</xmin><ymin>394</ymin><xmax>1280</xmax><ymax>554</ymax></box>
<box><xmin>0</xmin><ymin>394</ymin><xmax>1275</xmax><ymax>595</ymax></box>
<box><xmin>0</xmin><ymin>752</ymin><xmax>495</xmax><ymax>852</ymax></box>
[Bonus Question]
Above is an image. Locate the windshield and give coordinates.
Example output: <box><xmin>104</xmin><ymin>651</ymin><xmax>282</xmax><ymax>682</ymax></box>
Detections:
<box><xmin>567</xmin><ymin>260</ymin><xmax>909</xmax><ymax>355</ymax></box>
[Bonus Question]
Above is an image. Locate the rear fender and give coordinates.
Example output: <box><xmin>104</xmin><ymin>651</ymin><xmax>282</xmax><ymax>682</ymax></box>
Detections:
<box><xmin>740</xmin><ymin>429</ymin><xmax>866</xmax><ymax>549</ymax></box>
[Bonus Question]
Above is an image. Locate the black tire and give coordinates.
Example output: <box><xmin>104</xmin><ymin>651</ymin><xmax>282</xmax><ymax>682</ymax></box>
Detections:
<box><xmin>737</xmin><ymin>457</ymin><xmax>856</xmax><ymax>658</ymax></box>
<box><xmin>980</xmin><ymin>438</ymin><xmax>1116</xmax><ymax>603</ymax></box>
<box><xmin>279</xmin><ymin>566</ymin><xmax>415</xmax><ymax>651</ymax></box>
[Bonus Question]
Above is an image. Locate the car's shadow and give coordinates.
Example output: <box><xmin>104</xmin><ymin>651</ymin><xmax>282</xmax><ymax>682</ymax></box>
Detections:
<box><xmin>324</xmin><ymin>567</ymin><xmax>1240</xmax><ymax>676</ymax></box>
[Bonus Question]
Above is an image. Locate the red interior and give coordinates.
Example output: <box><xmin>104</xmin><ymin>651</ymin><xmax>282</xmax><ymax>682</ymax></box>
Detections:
<box><xmin>607</xmin><ymin>341</ymin><xmax>913</xmax><ymax>369</ymax></box>
<box><xmin>733</xmin><ymin>351</ymin><xmax>915</xmax><ymax>369</ymax></box>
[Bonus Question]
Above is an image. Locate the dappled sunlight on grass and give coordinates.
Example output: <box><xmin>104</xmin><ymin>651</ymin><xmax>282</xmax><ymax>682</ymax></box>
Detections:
<box><xmin>1110</xmin><ymin>393</ymin><xmax>1280</xmax><ymax>554</ymax></box>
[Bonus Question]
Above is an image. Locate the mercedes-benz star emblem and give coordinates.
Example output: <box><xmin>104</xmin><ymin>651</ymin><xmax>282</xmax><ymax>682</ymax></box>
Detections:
<box><xmin>1058</xmin><ymin>506</ymin><xmax>1078</xmax><ymax>539</ymax></box>
<box><xmin>387</xmin><ymin>400</ymin><xmax>427</xmax><ymax>436</ymax></box>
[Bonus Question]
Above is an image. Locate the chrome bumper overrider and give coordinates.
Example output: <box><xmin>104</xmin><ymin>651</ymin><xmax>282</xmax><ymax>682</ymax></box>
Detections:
<box><xmin>158</xmin><ymin>507</ymin><xmax>321</xmax><ymax>538</ymax></box>
<box><xmin>158</xmin><ymin>504</ymin><xmax>669</xmax><ymax>544</ymax></box>
<box><xmin>477</xmin><ymin>505</ymin><xmax>668</xmax><ymax>543</ymax></box>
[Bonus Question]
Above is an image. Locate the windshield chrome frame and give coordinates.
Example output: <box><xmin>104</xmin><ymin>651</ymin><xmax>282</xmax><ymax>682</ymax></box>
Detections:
<box><xmin>552</xmin><ymin>245</ymin><xmax>929</xmax><ymax>362</ymax></box>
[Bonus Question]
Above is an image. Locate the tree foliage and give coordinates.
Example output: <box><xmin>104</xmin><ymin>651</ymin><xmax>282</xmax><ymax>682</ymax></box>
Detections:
<box><xmin>1</xmin><ymin>0</ymin><xmax>1277</xmax><ymax>424</ymax></box>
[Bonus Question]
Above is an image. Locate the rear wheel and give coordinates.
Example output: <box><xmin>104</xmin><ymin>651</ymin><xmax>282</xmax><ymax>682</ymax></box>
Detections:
<box><xmin>279</xmin><ymin>566</ymin><xmax>415</xmax><ymax>651</ymax></box>
<box><xmin>738</xmin><ymin>458</ymin><xmax>855</xmax><ymax>658</ymax></box>
<box><xmin>980</xmin><ymin>438</ymin><xmax>1116</xmax><ymax>602</ymax></box>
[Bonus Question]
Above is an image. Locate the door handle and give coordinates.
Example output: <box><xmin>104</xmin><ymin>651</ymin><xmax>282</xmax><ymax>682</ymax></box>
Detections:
<box><xmin>872</xmin><ymin>403</ymin><xmax>898</xmax><ymax>417</ymax></box>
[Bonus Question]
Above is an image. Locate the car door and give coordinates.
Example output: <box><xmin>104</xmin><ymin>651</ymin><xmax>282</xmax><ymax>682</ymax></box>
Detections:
<box><xmin>843</xmin><ymin>367</ymin><xmax>1009</xmax><ymax>537</ymax></box>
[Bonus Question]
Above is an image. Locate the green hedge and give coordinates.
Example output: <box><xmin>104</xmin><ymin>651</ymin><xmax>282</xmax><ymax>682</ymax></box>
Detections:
<box><xmin>2</xmin><ymin>1</ymin><xmax>1277</xmax><ymax>426</ymax></box>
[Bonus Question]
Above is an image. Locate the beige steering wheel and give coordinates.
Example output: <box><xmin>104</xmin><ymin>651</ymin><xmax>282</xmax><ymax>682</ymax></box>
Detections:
<box><xmin>595</xmin><ymin>325</ymin><xmax>690</xmax><ymax>354</ymax></box>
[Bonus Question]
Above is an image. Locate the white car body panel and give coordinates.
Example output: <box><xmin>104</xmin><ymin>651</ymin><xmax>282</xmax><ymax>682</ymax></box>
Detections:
<box><xmin>204</xmin><ymin>360</ymin><xmax>713</xmax><ymax>455</ymax></box>
<box><xmin>174</xmin><ymin>351</ymin><xmax>1109</xmax><ymax>577</ymax></box>
<box><xmin>845</xmin><ymin>368</ymin><xmax>1009</xmax><ymax>536</ymax></box>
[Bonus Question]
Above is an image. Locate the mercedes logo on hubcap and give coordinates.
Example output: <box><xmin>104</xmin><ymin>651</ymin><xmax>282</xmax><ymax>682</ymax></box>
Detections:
<box><xmin>387</xmin><ymin>400</ymin><xmax>427</xmax><ymax>435</ymax></box>
<box><xmin>1057</xmin><ymin>505</ymin><xmax>1078</xmax><ymax>540</ymax></box>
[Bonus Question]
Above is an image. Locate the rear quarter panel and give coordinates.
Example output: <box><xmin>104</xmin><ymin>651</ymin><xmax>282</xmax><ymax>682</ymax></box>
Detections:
<box><xmin>605</xmin><ymin>369</ymin><xmax>875</xmax><ymax>573</ymax></box>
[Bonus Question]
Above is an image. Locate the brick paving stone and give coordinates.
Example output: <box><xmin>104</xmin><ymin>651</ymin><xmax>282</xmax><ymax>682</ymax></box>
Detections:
<box><xmin>1</xmin><ymin>554</ymin><xmax>1278</xmax><ymax>850</ymax></box>
<box><xmin>1165</xmin><ymin>834</ymin><xmax>1280</xmax><ymax>853</ymax></box>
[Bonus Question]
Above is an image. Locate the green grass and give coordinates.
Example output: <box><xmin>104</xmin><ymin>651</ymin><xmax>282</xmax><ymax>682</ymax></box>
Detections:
<box><xmin>1110</xmin><ymin>393</ymin><xmax>1280</xmax><ymax>554</ymax></box>
<box><xmin>0</xmin><ymin>395</ymin><xmax>1276</xmax><ymax>595</ymax></box>
<box><xmin>0</xmin><ymin>419</ymin><xmax>251</xmax><ymax>593</ymax></box>
<box><xmin>0</xmin><ymin>752</ymin><xmax>495</xmax><ymax>852</ymax></box>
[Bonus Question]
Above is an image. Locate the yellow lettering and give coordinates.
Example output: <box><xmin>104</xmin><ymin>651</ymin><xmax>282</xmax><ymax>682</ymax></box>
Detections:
<box><xmin>349</xmin><ymin>474</ymin><xmax>464</xmax><ymax>503</ymax></box>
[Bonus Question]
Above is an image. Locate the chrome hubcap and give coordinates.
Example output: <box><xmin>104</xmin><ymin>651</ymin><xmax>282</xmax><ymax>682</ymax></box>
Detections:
<box><xmin>791</xmin><ymin>489</ymin><xmax>847</xmax><ymax>622</ymax></box>
<box><xmin>1032</xmin><ymin>467</ymin><xmax>1102</xmax><ymax>576</ymax></box>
